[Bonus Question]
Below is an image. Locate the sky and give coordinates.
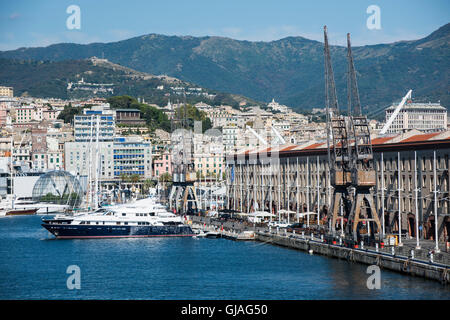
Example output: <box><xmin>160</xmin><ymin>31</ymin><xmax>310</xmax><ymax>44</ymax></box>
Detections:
<box><xmin>1</xmin><ymin>0</ymin><xmax>449</xmax><ymax>51</ymax></box>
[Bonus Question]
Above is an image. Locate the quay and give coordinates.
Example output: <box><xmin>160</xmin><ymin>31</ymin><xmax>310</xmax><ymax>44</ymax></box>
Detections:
<box><xmin>188</xmin><ymin>215</ymin><xmax>450</xmax><ymax>284</ymax></box>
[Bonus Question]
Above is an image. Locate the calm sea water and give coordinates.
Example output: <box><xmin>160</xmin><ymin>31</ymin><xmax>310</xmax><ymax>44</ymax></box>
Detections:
<box><xmin>0</xmin><ymin>215</ymin><xmax>449</xmax><ymax>300</ymax></box>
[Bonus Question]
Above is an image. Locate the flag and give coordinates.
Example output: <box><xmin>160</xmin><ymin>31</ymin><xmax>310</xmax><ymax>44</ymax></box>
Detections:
<box><xmin>231</xmin><ymin>165</ymin><xmax>235</xmax><ymax>183</ymax></box>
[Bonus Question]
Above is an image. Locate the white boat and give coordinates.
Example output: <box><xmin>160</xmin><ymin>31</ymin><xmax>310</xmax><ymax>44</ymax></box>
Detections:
<box><xmin>13</xmin><ymin>197</ymin><xmax>69</xmax><ymax>214</ymax></box>
<box><xmin>192</xmin><ymin>229</ymin><xmax>207</xmax><ymax>238</ymax></box>
<box><xmin>0</xmin><ymin>195</ymin><xmax>37</xmax><ymax>216</ymax></box>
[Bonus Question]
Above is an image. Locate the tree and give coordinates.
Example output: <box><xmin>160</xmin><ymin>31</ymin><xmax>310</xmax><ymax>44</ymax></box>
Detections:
<box><xmin>142</xmin><ymin>178</ymin><xmax>156</xmax><ymax>194</ymax></box>
<box><xmin>159</xmin><ymin>172</ymin><xmax>172</xmax><ymax>182</ymax></box>
<box><xmin>57</xmin><ymin>103</ymin><xmax>93</xmax><ymax>123</ymax></box>
<box><xmin>120</xmin><ymin>173</ymin><xmax>130</xmax><ymax>182</ymax></box>
<box><xmin>108</xmin><ymin>95</ymin><xmax>171</xmax><ymax>132</ymax></box>
<box><xmin>196</xmin><ymin>170</ymin><xmax>205</xmax><ymax>179</ymax></box>
<box><xmin>174</xmin><ymin>104</ymin><xmax>212</xmax><ymax>132</ymax></box>
<box><xmin>130</xmin><ymin>174</ymin><xmax>141</xmax><ymax>183</ymax></box>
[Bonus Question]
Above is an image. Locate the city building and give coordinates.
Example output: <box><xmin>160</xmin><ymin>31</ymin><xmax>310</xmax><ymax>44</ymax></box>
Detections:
<box><xmin>204</xmin><ymin>105</ymin><xmax>244</xmax><ymax>128</ymax></box>
<box><xmin>152</xmin><ymin>150</ymin><xmax>172</xmax><ymax>179</ymax></box>
<box><xmin>0</xmin><ymin>86</ymin><xmax>13</xmax><ymax>97</ymax></box>
<box><xmin>115</xmin><ymin>109</ymin><xmax>146</xmax><ymax>126</ymax></box>
<box><xmin>113</xmin><ymin>137</ymin><xmax>152</xmax><ymax>179</ymax></box>
<box><xmin>385</xmin><ymin>101</ymin><xmax>447</xmax><ymax>134</ymax></box>
<box><xmin>222</xmin><ymin>126</ymin><xmax>240</xmax><ymax>154</ymax></box>
<box><xmin>65</xmin><ymin>136</ymin><xmax>152</xmax><ymax>181</ymax></box>
<box><xmin>15</xmin><ymin>106</ymin><xmax>36</xmax><ymax>123</ymax></box>
<box><xmin>226</xmin><ymin>130</ymin><xmax>450</xmax><ymax>243</ymax></box>
<box><xmin>43</xmin><ymin>109</ymin><xmax>60</xmax><ymax>121</ymax></box>
<box><xmin>73</xmin><ymin>104</ymin><xmax>115</xmax><ymax>142</ymax></box>
<box><xmin>193</xmin><ymin>132</ymin><xmax>224</xmax><ymax>177</ymax></box>
<box><xmin>0</xmin><ymin>103</ymin><xmax>9</xmax><ymax>127</ymax></box>
<box><xmin>267</xmin><ymin>99</ymin><xmax>291</xmax><ymax>113</ymax></box>
<box><xmin>64</xmin><ymin>141</ymin><xmax>114</xmax><ymax>179</ymax></box>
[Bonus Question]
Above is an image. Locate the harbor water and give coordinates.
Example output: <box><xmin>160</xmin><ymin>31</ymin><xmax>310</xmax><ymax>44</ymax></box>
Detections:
<box><xmin>0</xmin><ymin>215</ymin><xmax>449</xmax><ymax>300</ymax></box>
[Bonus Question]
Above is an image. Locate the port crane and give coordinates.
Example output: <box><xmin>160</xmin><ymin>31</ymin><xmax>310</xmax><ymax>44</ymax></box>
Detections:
<box><xmin>345</xmin><ymin>32</ymin><xmax>382</xmax><ymax>240</ymax></box>
<box><xmin>168</xmin><ymin>101</ymin><xmax>199</xmax><ymax>214</ymax></box>
<box><xmin>324</xmin><ymin>27</ymin><xmax>382</xmax><ymax>240</ymax></box>
<box><xmin>324</xmin><ymin>26</ymin><xmax>352</xmax><ymax>236</ymax></box>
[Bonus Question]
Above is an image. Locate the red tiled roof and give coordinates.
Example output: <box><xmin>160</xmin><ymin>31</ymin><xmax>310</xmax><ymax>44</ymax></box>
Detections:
<box><xmin>303</xmin><ymin>142</ymin><xmax>326</xmax><ymax>150</ymax></box>
<box><xmin>281</xmin><ymin>145</ymin><xmax>298</xmax><ymax>152</ymax></box>
<box><xmin>259</xmin><ymin>147</ymin><xmax>272</xmax><ymax>153</ymax></box>
<box><xmin>400</xmin><ymin>132</ymin><xmax>441</xmax><ymax>143</ymax></box>
<box><xmin>372</xmin><ymin>136</ymin><xmax>394</xmax><ymax>145</ymax></box>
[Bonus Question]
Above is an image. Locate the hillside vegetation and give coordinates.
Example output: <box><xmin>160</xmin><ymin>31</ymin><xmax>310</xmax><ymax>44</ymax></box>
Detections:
<box><xmin>1</xmin><ymin>23</ymin><xmax>448</xmax><ymax>114</ymax></box>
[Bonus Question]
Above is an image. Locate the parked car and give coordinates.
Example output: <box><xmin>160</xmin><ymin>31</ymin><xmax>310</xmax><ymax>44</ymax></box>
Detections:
<box><xmin>218</xmin><ymin>213</ymin><xmax>231</xmax><ymax>221</ymax></box>
<box><xmin>287</xmin><ymin>222</ymin><xmax>304</xmax><ymax>233</ymax></box>
<box><xmin>207</xmin><ymin>210</ymin><xmax>219</xmax><ymax>218</ymax></box>
<box><xmin>268</xmin><ymin>221</ymin><xmax>290</xmax><ymax>228</ymax></box>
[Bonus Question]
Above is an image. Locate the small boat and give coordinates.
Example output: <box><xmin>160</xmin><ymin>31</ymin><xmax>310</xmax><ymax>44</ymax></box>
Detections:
<box><xmin>205</xmin><ymin>231</ymin><xmax>221</xmax><ymax>239</ymax></box>
<box><xmin>193</xmin><ymin>230</ymin><xmax>207</xmax><ymax>238</ymax></box>
<box><xmin>0</xmin><ymin>195</ymin><xmax>38</xmax><ymax>216</ymax></box>
<box><xmin>6</xmin><ymin>208</ymin><xmax>38</xmax><ymax>216</ymax></box>
<box><xmin>13</xmin><ymin>198</ymin><xmax>69</xmax><ymax>214</ymax></box>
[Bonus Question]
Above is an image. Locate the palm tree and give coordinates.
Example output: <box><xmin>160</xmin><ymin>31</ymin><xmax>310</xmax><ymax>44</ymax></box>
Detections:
<box><xmin>120</xmin><ymin>173</ymin><xmax>129</xmax><ymax>183</ymax></box>
<box><xmin>130</xmin><ymin>174</ymin><xmax>141</xmax><ymax>183</ymax></box>
<box><xmin>142</xmin><ymin>178</ymin><xmax>156</xmax><ymax>194</ymax></box>
<box><xmin>159</xmin><ymin>172</ymin><xmax>172</xmax><ymax>183</ymax></box>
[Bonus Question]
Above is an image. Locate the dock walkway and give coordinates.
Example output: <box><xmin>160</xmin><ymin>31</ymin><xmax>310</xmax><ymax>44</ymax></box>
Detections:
<box><xmin>188</xmin><ymin>215</ymin><xmax>450</xmax><ymax>284</ymax></box>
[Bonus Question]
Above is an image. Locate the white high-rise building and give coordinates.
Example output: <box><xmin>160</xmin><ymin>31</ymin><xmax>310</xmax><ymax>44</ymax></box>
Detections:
<box><xmin>65</xmin><ymin>141</ymin><xmax>114</xmax><ymax>179</ymax></box>
<box><xmin>385</xmin><ymin>102</ymin><xmax>447</xmax><ymax>134</ymax></box>
<box><xmin>73</xmin><ymin>104</ymin><xmax>115</xmax><ymax>142</ymax></box>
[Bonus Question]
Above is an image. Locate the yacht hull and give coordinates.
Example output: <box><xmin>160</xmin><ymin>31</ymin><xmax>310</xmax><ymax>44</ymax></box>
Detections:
<box><xmin>42</xmin><ymin>223</ymin><xmax>195</xmax><ymax>239</ymax></box>
<box><xmin>6</xmin><ymin>208</ymin><xmax>38</xmax><ymax>216</ymax></box>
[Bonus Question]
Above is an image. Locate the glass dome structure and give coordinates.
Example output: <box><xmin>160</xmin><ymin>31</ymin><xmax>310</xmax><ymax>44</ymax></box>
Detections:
<box><xmin>32</xmin><ymin>171</ymin><xmax>83</xmax><ymax>208</ymax></box>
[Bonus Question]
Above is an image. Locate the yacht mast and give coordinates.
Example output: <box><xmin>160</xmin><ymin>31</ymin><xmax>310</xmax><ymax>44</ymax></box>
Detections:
<box><xmin>87</xmin><ymin>116</ymin><xmax>94</xmax><ymax>209</ymax></box>
<box><xmin>10</xmin><ymin>135</ymin><xmax>15</xmax><ymax>209</ymax></box>
<box><xmin>94</xmin><ymin>115</ymin><xmax>100</xmax><ymax>209</ymax></box>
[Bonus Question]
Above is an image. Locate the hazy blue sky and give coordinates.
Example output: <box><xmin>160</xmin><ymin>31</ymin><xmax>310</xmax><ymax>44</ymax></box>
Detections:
<box><xmin>1</xmin><ymin>0</ymin><xmax>449</xmax><ymax>50</ymax></box>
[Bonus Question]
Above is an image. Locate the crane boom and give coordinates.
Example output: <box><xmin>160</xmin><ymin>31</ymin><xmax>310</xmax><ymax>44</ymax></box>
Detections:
<box><xmin>380</xmin><ymin>90</ymin><xmax>412</xmax><ymax>135</ymax></box>
<box><xmin>347</xmin><ymin>33</ymin><xmax>362</xmax><ymax>116</ymax></box>
<box><xmin>324</xmin><ymin>26</ymin><xmax>351</xmax><ymax>183</ymax></box>
<box><xmin>246</xmin><ymin>125</ymin><xmax>268</xmax><ymax>146</ymax></box>
<box><xmin>271</xmin><ymin>126</ymin><xmax>286</xmax><ymax>145</ymax></box>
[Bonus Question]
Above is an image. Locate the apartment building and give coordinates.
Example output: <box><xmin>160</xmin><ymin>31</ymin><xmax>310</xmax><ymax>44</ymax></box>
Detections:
<box><xmin>113</xmin><ymin>137</ymin><xmax>152</xmax><ymax>179</ymax></box>
<box><xmin>73</xmin><ymin>104</ymin><xmax>115</xmax><ymax>142</ymax></box>
<box><xmin>385</xmin><ymin>102</ymin><xmax>447</xmax><ymax>134</ymax></box>
<box><xmin>0</xmin><ymin>86</ymin><xmax>13</xmax><ymax>97</ymax></box>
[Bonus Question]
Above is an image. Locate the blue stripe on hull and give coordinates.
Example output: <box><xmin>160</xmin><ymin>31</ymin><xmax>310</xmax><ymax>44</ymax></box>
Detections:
<box><xmin>42</xmin><ymin>224</ymin><xmax>195</xmax><ymax>239</ymax></box>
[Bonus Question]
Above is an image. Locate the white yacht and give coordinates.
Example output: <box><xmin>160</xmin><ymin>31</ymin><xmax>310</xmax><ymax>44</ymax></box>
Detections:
<box><xmin>41</xmin><ymin>197</ymin><xmax>194</xmax><ymax>239</ymax></box>
<box><xmin>13</xmin><ymin>197</ymin><xmax>69</xmax><ymax>214</ymax></box>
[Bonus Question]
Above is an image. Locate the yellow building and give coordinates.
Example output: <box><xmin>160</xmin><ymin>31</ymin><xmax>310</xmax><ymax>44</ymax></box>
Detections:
<box><xmin>0</xmin><ymin>86</ymin><xmax>13</xmax><ymax>97</ymax></box>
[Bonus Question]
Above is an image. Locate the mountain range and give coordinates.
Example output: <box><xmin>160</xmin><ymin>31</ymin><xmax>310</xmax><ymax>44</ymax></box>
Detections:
<box><xmin>1</xmin><ymin>23</ymin><xmax>449</xmax><ymax>115</ymax></box>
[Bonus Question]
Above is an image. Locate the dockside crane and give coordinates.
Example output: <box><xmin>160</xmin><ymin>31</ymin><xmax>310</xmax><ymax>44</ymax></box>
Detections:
<box><xmin>345</xmin><ymin>33</ymin><xmax>382</xmax><ymax>240</ymax></box>
<box><xmin>323</xmin><ymin>26</ymin><xmax>352</xmax><ymax>236</ymax></box>
<box><xmin>168</xmin><ymin>100</ymin><xmax>199</xmax><ymax>215</ymax></box>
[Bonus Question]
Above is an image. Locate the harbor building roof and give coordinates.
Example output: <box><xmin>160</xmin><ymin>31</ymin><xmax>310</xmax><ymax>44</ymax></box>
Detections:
<box><xmin>230</xmin><ymin>130</ymin><xmax>450</xmax><ymax>160</ymax></box>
